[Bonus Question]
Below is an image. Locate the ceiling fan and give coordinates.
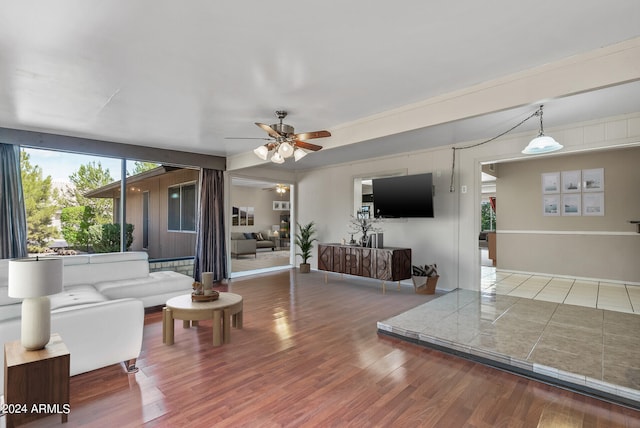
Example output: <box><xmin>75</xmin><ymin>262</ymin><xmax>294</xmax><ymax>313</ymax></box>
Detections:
<box><xmin>262</xmin><ymin>183</ymin><xmax>289</xmax><ymax>194</ymax></box>
<box><xmin>228</xmin><ymin>111</ymin><xmax>331</xmax><ymax>163</ymax></box>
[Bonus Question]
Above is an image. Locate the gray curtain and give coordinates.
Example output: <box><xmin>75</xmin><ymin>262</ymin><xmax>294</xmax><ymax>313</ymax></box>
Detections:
<box><xmin>0</xmin><ymin>144</ymin><xmax>28</xmax><ymax>259</ymax></box>
<box><xmin>193</xmin><ymin>168</ymin><xmax>227</xmax><ymax>281</ymax></box>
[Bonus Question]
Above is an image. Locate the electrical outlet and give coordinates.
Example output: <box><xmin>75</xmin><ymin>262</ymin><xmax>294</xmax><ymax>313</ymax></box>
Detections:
<box><xmin>461</xmin><ymin>185</ymin><xmax>467</xmax><ymax>194</ymax></box>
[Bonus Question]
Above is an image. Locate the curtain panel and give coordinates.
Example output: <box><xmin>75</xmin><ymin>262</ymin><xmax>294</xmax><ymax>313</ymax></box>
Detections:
<box><xmin>0</xmin><ymin>144</ymin><xmax>28</xmax><ymax>259</ymax></box>
<box><xmin>193</xmin><ymin>168</ymin><xmax>227</xmax><ymax>282</ymax></box>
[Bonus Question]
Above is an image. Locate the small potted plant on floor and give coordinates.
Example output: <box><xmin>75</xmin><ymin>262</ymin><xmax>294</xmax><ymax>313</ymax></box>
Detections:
<box><xmin>295</xmin><ymin>221</ymin><xmax>317</xmax><ymax>273</ymax></box>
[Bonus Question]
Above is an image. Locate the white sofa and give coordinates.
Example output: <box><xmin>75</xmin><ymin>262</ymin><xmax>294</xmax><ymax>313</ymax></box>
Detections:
<box><xmin>0</xmin><ymin>251</ymin><xmax>194</xmax><ymax>395</ymax></box>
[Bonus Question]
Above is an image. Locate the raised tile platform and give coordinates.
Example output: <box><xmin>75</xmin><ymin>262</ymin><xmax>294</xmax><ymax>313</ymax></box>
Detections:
<box><xmin>377</xmin><ymin>289</ymin><xmax>640</xmax><ymax>409</ymax></box>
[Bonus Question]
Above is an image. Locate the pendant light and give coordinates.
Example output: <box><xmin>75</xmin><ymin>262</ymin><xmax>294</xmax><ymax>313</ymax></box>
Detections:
<box><xmin>522</xmin><ymin>105</ymin><xmax>563</xmax><ymax>154</ymax></box>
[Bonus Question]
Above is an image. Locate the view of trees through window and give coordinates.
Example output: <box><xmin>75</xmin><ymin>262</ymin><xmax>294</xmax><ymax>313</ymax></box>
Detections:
<box><xmin>20</xmin><ymin>148</ymin><xmax>157</xmax><ymax>254</ymax></box>
<box><xmin>481</xmin><ymin>200</ymin><xmax>496</xmax><ymax>231</ymax></box>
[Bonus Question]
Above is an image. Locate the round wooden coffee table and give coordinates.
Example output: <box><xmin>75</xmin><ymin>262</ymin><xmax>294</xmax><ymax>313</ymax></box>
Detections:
<box><xmin>162</xmin><ymin>292</ymin><xmax>243</xmax><ymax>346</ymax></box>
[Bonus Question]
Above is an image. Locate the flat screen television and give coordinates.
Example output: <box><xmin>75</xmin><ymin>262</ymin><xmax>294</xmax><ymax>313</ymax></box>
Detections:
<box><xmin>372</xmin><ymin>173</ymin><xmax>434</xmax><ymax>218</ymax></box>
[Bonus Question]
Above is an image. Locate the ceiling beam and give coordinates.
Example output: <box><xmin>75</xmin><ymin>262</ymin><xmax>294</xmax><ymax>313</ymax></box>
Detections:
<box><xmin>0</xmin><ymin>127</ymin><xmax>226</xmax><ymax>170</ymax></box>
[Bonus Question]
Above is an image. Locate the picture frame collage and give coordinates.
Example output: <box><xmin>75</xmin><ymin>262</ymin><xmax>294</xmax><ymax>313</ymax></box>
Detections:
<box><xmin>542</xmin><ymin>168</ymin><xmax>604</xmax><ymax>216</ymax></box>
<box><xmin>232</xmin><ymin>206</ymin><xmax>255</xmax><ymax>226</ymax></box>
<box><xmin>272</xmin><ymin>201</ymin><xmax>291</xmax><ymax>211</ymax></box>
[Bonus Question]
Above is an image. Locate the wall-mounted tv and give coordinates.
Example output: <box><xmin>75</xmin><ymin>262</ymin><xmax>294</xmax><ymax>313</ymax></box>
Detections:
<box><xmin>372</xmin><ymin>173</ymin><xmax>434</xmax><ymax>218</ymax></box>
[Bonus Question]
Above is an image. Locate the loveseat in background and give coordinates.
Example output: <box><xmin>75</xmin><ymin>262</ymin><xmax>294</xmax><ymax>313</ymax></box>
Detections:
<box><xmin>230</xmin><ymin>231</ymin><xmax>276</xmax><ymax>258</ymax></box>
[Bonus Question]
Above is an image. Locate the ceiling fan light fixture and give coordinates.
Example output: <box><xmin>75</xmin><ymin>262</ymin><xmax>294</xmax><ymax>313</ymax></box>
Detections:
<box><xmin>522</xmin><ymin>105</ymin><xmax>563</xmax><ymax>155</ymax></box>
<box><xmin>249</xmin><ymin>111</ymin><xmax>329</xmax><ymax>163</ymax></box>
<box><xmin>278</xmin><ymin>141</ymin><xmax>294</xmax><ymax>158</ymax></box>
<box><xmin>294</xmin><ymin>148</ymin><xmax>308</xmax><ymax>161</ymax></box>
<box><xmin>271</xmin><ymin>152</ymin><xmax>285</xmax><ymax>164</ymax></box>
<box><xmin>253</xmin><ymin>145</ymin><xmax>269</xmax><ymax>160</ymax></box>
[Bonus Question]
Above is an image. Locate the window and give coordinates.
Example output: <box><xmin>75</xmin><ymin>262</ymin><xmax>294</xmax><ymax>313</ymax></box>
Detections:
<box><xmin>168</xmin><ymin>182</ymin><xmax>196</xmax><ymax>232</ymax></box>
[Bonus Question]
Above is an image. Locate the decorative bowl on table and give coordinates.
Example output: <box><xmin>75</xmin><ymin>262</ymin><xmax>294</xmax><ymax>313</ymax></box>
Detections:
<box><xmin>192</xmin><ymin>290</ymin><xmax>219</xmax><ymax>302</ymax></box>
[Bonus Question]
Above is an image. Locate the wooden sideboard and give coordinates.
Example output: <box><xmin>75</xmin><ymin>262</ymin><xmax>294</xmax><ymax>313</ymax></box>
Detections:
<box><xmin>317</xmin><ymin>244</ymin><xmax>411</xmax><ymax>291</ymax></box>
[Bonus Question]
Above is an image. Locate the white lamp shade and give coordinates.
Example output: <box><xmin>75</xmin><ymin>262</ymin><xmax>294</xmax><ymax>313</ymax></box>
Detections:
<box><xmin>522</xmin><ymin>135</ymin><xmax>563</xmax><ymax>155</ymax></box>
<box><xmin>253</xmin><ymin>145</ymin><xmax>269</xmax><ymax>160</ymax></box>
<box><xmin>8</xmin><ymin>257</ymin><xmax>63</xmax><ymax>298</ymax></box>
<box><xmin>271</xmin><ymin>152</ymin><xmax>285</xmax><ymax>164</ymax></box>
<box><xmin>278</xmin><ymin>141</ymin><xmax>294</xmax><ymax>158</ymax></box>
<box><xmin>294</xmin><ymin>148</ymin><xmax>308</xmax><ymax>161</ymax></box>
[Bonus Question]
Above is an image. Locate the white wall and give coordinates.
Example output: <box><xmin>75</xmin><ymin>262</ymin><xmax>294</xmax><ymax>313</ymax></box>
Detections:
<box><xmin>295</xmin><ymin>149</ymin><xmax>461</xmax><ymax>290</ymax></box>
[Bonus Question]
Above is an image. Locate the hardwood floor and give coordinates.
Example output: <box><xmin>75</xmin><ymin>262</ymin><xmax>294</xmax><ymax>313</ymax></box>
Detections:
<box><xmin>18</xmin><ymin>270</ymin><xmax>639</xmax><ymax>427</ymax></box>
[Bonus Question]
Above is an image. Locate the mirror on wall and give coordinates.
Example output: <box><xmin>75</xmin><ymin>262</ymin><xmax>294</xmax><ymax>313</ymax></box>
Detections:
<box><xmin>352</xmin><ymin>169</ymin><xmax>407</xmax><ymax>217</ymax></box>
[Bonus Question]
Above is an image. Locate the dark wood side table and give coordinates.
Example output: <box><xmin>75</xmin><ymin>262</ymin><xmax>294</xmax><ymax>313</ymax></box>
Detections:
<box><xmin>4</xmin><ymin>333</ymin><xmax>70</xmax><ymax>427</ymax></box>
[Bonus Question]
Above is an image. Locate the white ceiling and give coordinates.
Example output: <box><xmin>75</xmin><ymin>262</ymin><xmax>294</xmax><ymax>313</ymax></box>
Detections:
<box><xmin>1</xmin><ymin>1</ymin><xmax>639</xmax><ymax>170</ymax></box>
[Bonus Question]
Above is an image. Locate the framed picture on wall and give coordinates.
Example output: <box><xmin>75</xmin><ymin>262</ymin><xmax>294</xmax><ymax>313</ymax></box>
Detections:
<box><xmin>543</xmin><ymin>195</ymin><xmax>560</xmax><ymax>216</ymax></box>
<box><xmin>247</xmin><ymin>207</ymin><xmax>255</xmax><ymax>226</ymax></box>
<box><xmin>239</xmin><ymin>206</ymin><xmax>248</xmax><ymax>225</ymax></box>
<box><xmin>561</xmin><ymin>170</ymin><xmax>581</xmax><ymax>193</ymax></box>
<box><xmin>583</xmin><ymin>192</ymin><xmax>604</xmax><ymax>216</ymax></box>
<box><xmin>562</xmin><ymin>194</ymin><xmax>581</xmax><ymax>216</ymax></box>
<box><xmin>541</xmin><ymin>172</ymin><xmax>560</xmax><ymax>194</ymax></box>
<box><xmin>583</xmin><ymin>168</ymin><xmax>604</xmax><ymax>192</ymax></box>
<box><xmin>273</xmin><ymin>201</ymin><xmax>290</xmax><ymax>210</ymax></box>
<box><xmin>232</xmin><ymin>206</ymin><xmax>239</xmax><ymax>226</ymax></box>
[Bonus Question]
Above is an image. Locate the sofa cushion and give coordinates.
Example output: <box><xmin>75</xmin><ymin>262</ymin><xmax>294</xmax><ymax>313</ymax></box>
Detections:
<box><xmin>0</xmin><ymin>260</ymin><xmax>20</xmax><ymax>307</ymax></box>
<box><xmin>50</xmin><ymin>285</ymin><xmax>109</xmax><ymax>311</ymax></box>
<box><xmin>62</xmin><ymin>252</ymin><xmax>149</xmax><ymax>287</ymax></box>
<box><xmin>231</xmin><ymin>232</ymin><xmax>246</xmax><ymax>240</ymax></box>
<box><xmin>0</xmin><ymin>259</ymin><xmax>8</xmax><ymax>287</ymax></box>
<box><xmin>61</xmin><ymin>255</ymin><xmax>91</xmax><ymax>266</ymax></box>
<box><xmin>93</xmin><ymin>270</ymin><xmax>193</xmax><ymax>300</ymax></box>
<box><xmin>89</xmin><ymin>252</ymin><xmax>148</xmax><ymax>264</ymax></box>
<box><xmin>0</xmin><ymin>303</ymin><xmax>21</xmax><ymax>322</ymax></box>
<box><xmin>0</xmin><ymin>286</ymin><xmax>21</xmax><ymax>307</ymax></box>
<box><xmin>243</xmin><ymin>232</ymin><xmax>254</xmax><ymax>239</ymax></box>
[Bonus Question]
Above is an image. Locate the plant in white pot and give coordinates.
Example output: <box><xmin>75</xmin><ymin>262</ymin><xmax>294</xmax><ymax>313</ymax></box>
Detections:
<box><xmin>295</xmin><ymin>221</ymin><xmax>317</xmax><ymax>273</ymax></box>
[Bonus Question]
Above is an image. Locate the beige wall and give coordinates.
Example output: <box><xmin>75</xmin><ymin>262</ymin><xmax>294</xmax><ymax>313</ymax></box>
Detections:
<box><xmin>496</xmin><ymin>147</ymin><xmax>640</xmax><ymax>282</ymax></box>
<box><xmin>230</xmin><ymin>185</ymin><xmax>289</xmax><ymax>235</ymax></box>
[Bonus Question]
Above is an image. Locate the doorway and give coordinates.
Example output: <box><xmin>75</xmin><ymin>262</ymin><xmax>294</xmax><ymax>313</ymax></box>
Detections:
<box><xmin>480</xmin><ymin>168</ymin><xmax>497</xmax><ymax>268</ymax></box>
<box><xmin>229</xmin><ymin>177</ymin><xmax>293</xmax><ymax>276</ymax></box>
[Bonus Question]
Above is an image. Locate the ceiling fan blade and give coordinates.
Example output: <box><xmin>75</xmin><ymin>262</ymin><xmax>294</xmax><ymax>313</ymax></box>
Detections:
<box><xmin>293</xmin><ymin>130</ymin><xmax>331</xmax><ymax>140</ymax></box>
<box><xmin>255</xmin><ymin>122</ymin><xmax>283</xmax><ymax>139</ymax></box>
<box><xmin>294</xmin><ymin>140</ymin><xmax>323</xmax><ymax>151</ymax></box>
<box><xmin>224</xmin><ymin>137</ymin><xmax>272</xmax><ymax>140</ymax></box>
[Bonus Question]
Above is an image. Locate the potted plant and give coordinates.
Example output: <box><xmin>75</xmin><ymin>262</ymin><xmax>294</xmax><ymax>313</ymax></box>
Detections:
<box><xmin>295</xmin><ymin>221</ymin><xmax>317</xmax><ymax>273</ymax></box>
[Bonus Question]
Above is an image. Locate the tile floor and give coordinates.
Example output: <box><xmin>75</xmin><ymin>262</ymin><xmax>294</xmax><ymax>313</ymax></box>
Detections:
<box><xmin>378</xmin><ymin>268</ymin><xmax>640</xmax><ymax>409</ymax></box>
<box><xmin>481</xmin><ymin>267</ymin><xmax>640</xmax><ymax>314</ymax></box>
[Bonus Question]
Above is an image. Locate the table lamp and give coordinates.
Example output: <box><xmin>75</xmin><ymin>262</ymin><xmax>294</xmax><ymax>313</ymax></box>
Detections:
<box><xmin>8</xmin><ymin>257</ymin><xmax>63</xmax><ymax>350</ymax></box>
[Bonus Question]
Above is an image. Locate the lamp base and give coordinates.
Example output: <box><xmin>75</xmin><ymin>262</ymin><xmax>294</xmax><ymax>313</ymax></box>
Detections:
<box><xmin>21</xmin><ymin>296</ymin><xmax>52</xmax><ymax>351</ymax></box>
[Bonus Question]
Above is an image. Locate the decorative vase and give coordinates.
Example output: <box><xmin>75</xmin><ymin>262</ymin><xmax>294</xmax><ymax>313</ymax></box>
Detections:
<box><xmin>361</xmin><ymin>232</ymin><xmax>368</xmax><ymax>247</ymax></box>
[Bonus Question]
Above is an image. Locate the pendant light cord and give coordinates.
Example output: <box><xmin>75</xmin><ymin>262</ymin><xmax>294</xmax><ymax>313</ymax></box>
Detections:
<box><xmin>449</xmin><ymin>106</ymin><xmax>543</xmax><ymax>192</ymax></box>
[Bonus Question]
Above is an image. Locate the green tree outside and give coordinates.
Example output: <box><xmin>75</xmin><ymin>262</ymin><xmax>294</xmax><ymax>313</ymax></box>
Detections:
<box><xmin>64</xmin><ymin>161</ymin><xmax>114</xmax><ymax>225</ymax></box>
<box><xmin>20</xmin><ymin>150</ymin><xmax>59</xmax><ymax>248</ymax></box>
<box><xmin>130</xmin><ymin>161</ymin><xmax>158</xmax><ymax>175</ymax></box>
<box><xmin>481</xmin><ymin>201</ymin><xmax>496</xmax><ymax>231</ymax></box>
<box><xmin>60</xmin><ymin>206</ymin><xmax>95</xmax><ymax>251</ymax></box>
<box><xmin>94</xmin><ymin>223</ymin><xmax>134</xmax><ymax>253</ymax></box>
